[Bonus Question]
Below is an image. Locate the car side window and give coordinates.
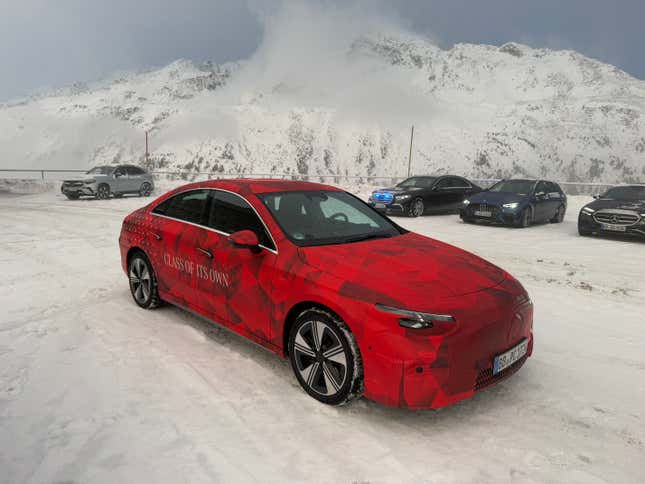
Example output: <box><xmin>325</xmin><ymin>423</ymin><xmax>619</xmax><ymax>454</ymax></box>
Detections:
<box><xmin>126</xmin><ymin>166</ymin><xmax>145</xmax><ymax>175</ymax></box>
<box><xmin>152</xmin><ymin>190</ymin><xmax>208</xmax><ymax>225</ymax></box>
<box><xmin>535</xmin><ymin>181</ymin><xmax>548</xmax><ymax>195</ymax></box>
<box><xmin>452</xmin><ymin>177</ymin><xmax>471</xmax><ymax>188</ymax></box>
<box><xmin>435</xmin><ymin>178</ymin><xmax>452</xmax><ymax>189</ymax></box>
<box><xmin>206</xmin><ymin>191</ymin><xmax>274</xmax><ymax>250</ymax></box>
<box><xmin>114</xmin><ymin>166</ymin><xmax>127</xmax><ymax>177</ymax></box>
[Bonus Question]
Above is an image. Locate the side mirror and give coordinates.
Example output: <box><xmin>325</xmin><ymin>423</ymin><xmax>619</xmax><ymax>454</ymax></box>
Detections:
<box><xmin>593</xmin><ymin>194</ymin><xmax>600</xmax><ymax>199</ymax></box>
<box><xmin>229</xmin><ymin>230</ymin><xmax>261</xmax><ymax>253</ymax></box>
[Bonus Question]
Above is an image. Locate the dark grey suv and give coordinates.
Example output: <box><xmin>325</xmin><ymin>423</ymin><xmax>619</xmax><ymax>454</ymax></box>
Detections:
<box><xmin>61</xmin><ymin>165</ymin><xmax>154</xmax><ymax>200</ymax></box>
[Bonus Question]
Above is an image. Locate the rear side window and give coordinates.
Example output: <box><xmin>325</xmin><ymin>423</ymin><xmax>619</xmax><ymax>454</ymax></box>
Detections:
<box><xmin>205</xmin><ymin>191</ymin><xmax>274</xmax><ymax>249</ymax></box>
<box><xmin>152</xmin><ymin>190</ymin><xmax>209</xmax><ymax>225</ymax></box>
<box><xmin>126</xmin><ymin>166</ymin><xmax>145</xmax><ymax>175</ymax></box>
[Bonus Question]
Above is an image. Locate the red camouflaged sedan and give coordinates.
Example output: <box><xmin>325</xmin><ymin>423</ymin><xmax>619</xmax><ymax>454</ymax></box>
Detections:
<box><xmin>119</xmin><ymin>179</ymin><xmax>534</xmax><ymax>409</ymax></box>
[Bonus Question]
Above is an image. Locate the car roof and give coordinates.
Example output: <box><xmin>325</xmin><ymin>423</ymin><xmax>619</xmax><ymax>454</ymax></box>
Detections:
<box><xmin>172</xmin><ymin>178</ymin><xmax>344</xmax><ymax>195</ymax></box>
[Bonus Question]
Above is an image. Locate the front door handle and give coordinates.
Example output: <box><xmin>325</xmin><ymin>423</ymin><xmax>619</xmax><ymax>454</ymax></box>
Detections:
<box><xmin>196</xmin><ymin>247</ymin><xmax>213</xmax><ymax>258</ymax></box>
<box><xmin>151</xmin><ymin>232</ymin><xmax>162</xmax><ymax>241</ymax></box>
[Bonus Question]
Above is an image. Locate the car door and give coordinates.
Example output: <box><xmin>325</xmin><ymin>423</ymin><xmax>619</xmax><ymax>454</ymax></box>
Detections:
<box><xmin>113</xmin><ymin>166</ymin><xmax>129</xmax><ymax>192</ymax></box>
<box><xmin>546</xmin><ymin>182</ymin><xmax>564</xmax><ymax>218</ymax></box>
<box><xmin>200</xmin><ymin>189</ymin><xmax>278</xmax><ymax>342</ymax></box>
<box><xmin>445</xmin><ymin>177</ymin><xmax>472</xmax><ymax>212</ymax></box>
<box><xmin>428</xmin><ymin>178</ymin><xmax>453</xmax><ymax>213</ymax></box>
<box><xmin>125</xmin><ymin>166</ymin><xmax>144</xmax><ymax>193</ymax></box>
<box><xmin>149</xmin><ymin>189</ymin><xmax>210</xmax><ymax>310</ymax></box>
<box><xmin>533</xmin><ymin>181</ymin><xmax>550</xmax><ymax>221</ymax></box>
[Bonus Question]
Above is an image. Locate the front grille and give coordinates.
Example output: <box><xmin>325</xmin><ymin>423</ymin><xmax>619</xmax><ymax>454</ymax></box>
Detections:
<box><xmin>64</xmin><ymin>181</ymin><xmax>84</xmax><ymax>188</ymax></box>
<box><xmin>475</xmin><ymin>354</ymin><xmax>528</xmax><ymax>391</ymax></box>
<box><xmin>470</xmin><ymin>203</ymin><xmax>500</xmax><ymax>217</ymax></box>
<box><xmin>593</xmin><ymin>210</ymin><xmax>640</xmax><ymax>226</ymax></box>
<box><xmin>373</xmin><ymin>192</ymin><xmax>394</xmax><ymax>204</ymax></box>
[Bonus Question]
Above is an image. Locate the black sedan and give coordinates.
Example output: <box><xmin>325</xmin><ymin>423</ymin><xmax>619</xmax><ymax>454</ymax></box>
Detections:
<box><xmin>578</xmin><ymin>185</ymin><xmax>645</xmax><ymax>238</ymax></box>
<box><xmin>368</xmin><ymin>176</ymin><xmax>482</xmax><ymax>217</ymax></box>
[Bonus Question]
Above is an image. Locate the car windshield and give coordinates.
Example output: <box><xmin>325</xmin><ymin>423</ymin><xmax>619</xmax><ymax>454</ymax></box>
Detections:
<box><xmin>86</xmin><ymin>166</ymin><xmax>113</xmax><ymax>175</ymax></box>
<box><xmin>397</xmin><ymin>177</ymin><xmax>436</xmax><ymax>188</ymax></box>
<box><xmin>601</xmin><ymin>186</ymin><xmax>645</xmax><ymax>201</ymax></box>
<box><xmin>488</xmin><ymin>180</ymin><xmax>535</xmax><ymax>195</ymax></box>
<box><xmin>260</xmin><ymin>191</ymin><xmax>404</xmax><ymax>247</ymax></box>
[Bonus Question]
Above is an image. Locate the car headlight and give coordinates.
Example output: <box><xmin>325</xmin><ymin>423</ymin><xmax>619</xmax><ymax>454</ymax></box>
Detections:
<box><xmin>503</xmin><ymin>202</ymin><xmax>520</xmax><ymax>209</ymax></box>
<box><xmin>463</xmin><ymin>199</ymin><xmax>471</xmax><ymax>205</ymax></box>
<box><xmin>581</xmin><ymin>207</ymin><xmax>595</xmax><ymax>214</ymax></box>
<box><xmin>376</xmin><ymin>304</ymin><xmax>455</xmax><ymax>329</ymax></box>
<box><xmin>395</xmin><ymin>194</ymin><xmax>411</xmax><ymax>201</ymax></box>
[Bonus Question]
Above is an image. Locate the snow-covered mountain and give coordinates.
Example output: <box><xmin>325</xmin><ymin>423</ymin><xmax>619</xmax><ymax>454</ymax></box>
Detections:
<box><xmin>2</xmin><ymin>28</ymin><xmax>645</xmax><ymax>183</ymax></box>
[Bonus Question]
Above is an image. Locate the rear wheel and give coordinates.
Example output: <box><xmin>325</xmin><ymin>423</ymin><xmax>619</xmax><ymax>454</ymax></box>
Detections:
<box><xmin>128</xmin><ymin>252</ymin><xmax>161</xmax><ymax>309</ymax></box>
<box><xmin>408</xmin><ymin>198</ymin><xmax>425</xmax><ymax>217</ymax></box>
<box><xmin>96</xmin><ymin>184</ymin><xmax>110</xmax><ymax>200</ymax></box>
<box><xmin>288</xmin><ymin>308</ymin><xmax>363</xmax><ymax>406</ymax></box>
<box><xmin>551</xmin><ymin>205</ymin><xmax>565</xmax><ymax>223</ymax></box>
<box><xmin>139</xmin><ymin>182</ymin><xmax>152</xmax><ymax>197</ymax></box>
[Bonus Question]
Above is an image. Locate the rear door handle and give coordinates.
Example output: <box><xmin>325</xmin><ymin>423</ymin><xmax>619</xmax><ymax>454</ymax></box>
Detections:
<box><xmin>151</xmin><ymin>232</ymin><xmax>162</xmax><ymax>241</ymax></box>
<box><xmin>196</xmin><ymin>247</ymin><xmax>213</xmax><ymax>258</ymax></box>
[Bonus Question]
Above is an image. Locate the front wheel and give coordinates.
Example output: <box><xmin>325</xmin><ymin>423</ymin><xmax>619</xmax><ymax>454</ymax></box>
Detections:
<box><xmin>516</xmin><ymin>207</ymin><xmax>532</xmax><ymax>228</ymax></box>
<box><xmin>128</xmin><ymin>252</ymin><xmax>161</xmax><ymax>309</ymax></box>
<box><xmin>288</xmin><ymin>308</ymin><xmax>363</xmax><ymax>406</ymax></box>
<box><xmin>408</xmin><ymin>198</ymin><xmax>425</xmax><ymax>217</ymax></box>
<box><xmin>96</xmin><ymin>184</ymin><xmax>110</xmax><ymax>200</ymax></box>
<box><xmin>578</xmin><ymin>225</ymin><xmax>592</xmax><ymax>236</ymax></box>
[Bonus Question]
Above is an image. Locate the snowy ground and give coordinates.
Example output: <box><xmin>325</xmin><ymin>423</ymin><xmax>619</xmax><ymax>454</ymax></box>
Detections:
<box><xmin>1</xmin><ymin>185</ymin><xmax>644</xmax><ymax>484</ymax></box>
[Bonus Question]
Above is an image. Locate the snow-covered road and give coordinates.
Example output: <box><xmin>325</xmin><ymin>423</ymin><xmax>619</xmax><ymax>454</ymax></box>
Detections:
<box><xmin>1</xmin><ymin>187</ymin><xmax>644</xmax><ymax>484</ymax></box>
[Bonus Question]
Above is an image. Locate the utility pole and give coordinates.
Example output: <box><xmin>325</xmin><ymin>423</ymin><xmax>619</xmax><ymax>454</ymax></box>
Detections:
<box><xmin>145</xmin><ymin>130</ymin><xmax>150</xmax><ymax>167</ymax></box>
<box><xmin>407</xmin><ymin>125</ymin><xmax>415</xmax><ymax>178</ymax></box>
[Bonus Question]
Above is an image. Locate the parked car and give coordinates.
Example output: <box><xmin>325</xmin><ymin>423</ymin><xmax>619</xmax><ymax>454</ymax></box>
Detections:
<box><xmin>61</xmin><ymin>164</ymin><xmax>154</xmax><ymax>200</ymax></box>
<box><xmin>368</xmin><ymin>175</ymin><xmax>482</xmax><ymax>217</ymax></box>
<box><xmin>119</xmin><ymin>179</ymin><xmax>533</xmax><ymax>409</ymax></box>
<box><xmin>578</xmin><ymin>185</ymin><xmax>645</xmax><ymax>238</ymax></box>
<box><xmin>460</xmin><ymin>179</ymin><xmax>567</xmax><ymax>227</ymax></box>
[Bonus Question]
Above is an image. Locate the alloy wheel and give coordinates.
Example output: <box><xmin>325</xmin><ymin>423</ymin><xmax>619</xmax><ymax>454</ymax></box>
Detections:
<box><xmin>292</xmin><ymin>320</ymin><xmax>348</xmax><ymax>397</ymax></box>
<box><xmin>411</xmin><ymin>199</ymin><xmax>424</xmax><ymax>217</ymax></box>
<box><xmin>129</xmin><ymin>258</ymin><xmax>152</xmax><ymax>305</ymax></box>
<box><xmin>97</xmin><ymin>185</ymin><xmax>110</xmax><ymax>200</ymax></box>
<box><xmin>140</xmin><ymin>182</ymin><xmax>152</xmax><ymax>197</ymax></box>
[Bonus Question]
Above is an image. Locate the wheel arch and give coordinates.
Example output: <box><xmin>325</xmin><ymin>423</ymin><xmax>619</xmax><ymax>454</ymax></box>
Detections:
<box><xmin>282</xmin><ymin>301</ymin><xmax>345</xmax><ymax>357</ymax></box>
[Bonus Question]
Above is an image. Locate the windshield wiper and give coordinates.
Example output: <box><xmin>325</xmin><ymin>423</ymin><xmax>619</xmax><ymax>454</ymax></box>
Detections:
<box><xmin>344</xmin><ymin>232</ymin><xmax>394</xmax><ymax>244</ymax></box>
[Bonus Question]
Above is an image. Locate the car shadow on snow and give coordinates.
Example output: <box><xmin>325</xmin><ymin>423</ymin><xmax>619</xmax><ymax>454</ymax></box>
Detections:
<box><xmin>155</xmin><ymin>300</ymin><xmax>540</xmax><ymax>427</ymax></box>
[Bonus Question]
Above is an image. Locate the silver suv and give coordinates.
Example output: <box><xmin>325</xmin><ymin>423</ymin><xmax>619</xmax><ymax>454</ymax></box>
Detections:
<box><xmin>61</xmin><ymin>165</ymin><xmax>154</xmax><ymax>200</ymax></box>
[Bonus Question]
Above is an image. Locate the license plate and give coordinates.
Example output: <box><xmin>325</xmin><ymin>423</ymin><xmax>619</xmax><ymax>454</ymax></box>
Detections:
<box><xmin>374</xmin><ymin>203</ymin><xmax>386</xmax><ymax>209</ymax></box>
<box><xmin>493</xmin><ymin>339</ymin><xmax>529</xmax><ymax>375</ymax></box>
<box><xmin>601</xmin><ymin>223</ymin><xmax>626</xmax><ymax>232</ymax></box>
<box><xmin>474</xmin><ymin>210</ymin><xmax>492</xmax><ymax>217</ymax></box>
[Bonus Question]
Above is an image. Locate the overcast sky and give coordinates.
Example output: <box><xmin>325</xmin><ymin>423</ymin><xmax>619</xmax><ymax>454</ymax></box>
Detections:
<box><xmin>1</xmin><ymin>0</ymin><xmax>643</xmax><ymax>101</ymax></box>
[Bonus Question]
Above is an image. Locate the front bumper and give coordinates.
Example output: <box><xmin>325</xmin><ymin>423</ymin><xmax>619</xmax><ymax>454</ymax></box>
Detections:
<box><xmin>368</xmin><ymin>201</ymin><xmax>410</xmax><ymax>215</ymax></box>
<box><xmin>61</xmin><ymin>183</ymin><xmax>96</xmax><ymax>196</ymax></box>
<box><xmin>460</xmin><ymin>204</ymin><xmax>523</xmax><ymax>226</ymax></box>
<box><xmin>359</xmin><ymin>278</ymin><xmax>534</xmax><ymax>409</ymax></box>
<box><xmin>578</xmin><ymin>212</ymin><xmax>645</xmax><ymax>238</ymax></box>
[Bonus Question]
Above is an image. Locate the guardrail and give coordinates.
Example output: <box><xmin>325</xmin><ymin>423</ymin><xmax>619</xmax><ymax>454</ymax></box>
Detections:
<box><xmin>0</xmin><ymin>168</ymin><xmax>620</xmax><ymax>196</ymax></box>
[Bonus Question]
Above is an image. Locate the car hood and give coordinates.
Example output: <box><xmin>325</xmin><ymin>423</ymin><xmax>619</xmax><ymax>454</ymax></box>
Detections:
<box><xmin>373</xmin><ymin>186</ymin><xmax>424</xmax><ymax>195</ymax></box>
<box><xmin>584</xmin><ymin>198</ymin><xmax>645</xmax><ymax>212</ymax></box>
<box><xmin>466</xmin><ymin>191</ymin><xmax>528</xmax><ymax>205</ymax></box>
<box><xmin>63</xmin><ymin>176</ymin><xmax>97</xmax><ymax>183</ymax></box>
<box><xmin>298</xmin><ymin>232</ymin><xmax>507</xmax><ymax>309</ymax></box>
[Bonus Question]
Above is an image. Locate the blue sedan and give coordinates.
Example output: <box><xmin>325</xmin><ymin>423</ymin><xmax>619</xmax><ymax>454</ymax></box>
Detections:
<box><xmin>460</xmin><ymin>179</ymin><xmax>567</xmax><ymax>228</ymax></box>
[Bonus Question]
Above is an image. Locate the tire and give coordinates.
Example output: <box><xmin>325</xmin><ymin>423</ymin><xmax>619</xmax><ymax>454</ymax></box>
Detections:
<box><xmin>578</xmin><ymin>225</ymin><xmax>592</xmax><ymax>236</ymax></box>
<box><xmin>139</xmin><ymin>182</ymin><xmax>152</xmax><ymax>197</ymax></box>
<box><xmin>96</xmin><ymin>184</ymin><xmax>110</xmax><ymax>200</ymax></box>
<box><xmin>65</xmin><ymin>194</ymin><xmax>80</xmax><ymax>200</ymax></box>
<box><xmin>551</xmin><ymin>205</ymin><xmax>565</xmax><ymax>223</ymax></box>
<box><xmin>288</xmin><ymin>308</ymin><xmax>363</xmax><ymax>406</ymax></box>
<box><xmin>128</xmin><ymin>252</ymin><xmax>161</xmax><ymax>309</ymax></box>
<box><xmin>516</xmin><ymin>207</ymin><xmax>532</xmax><ymax>228</ymax></box>
<box><xmin>408</xmin><ymin>198</ymin><xmax>425</xmax><ymax>217</ymax></box>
